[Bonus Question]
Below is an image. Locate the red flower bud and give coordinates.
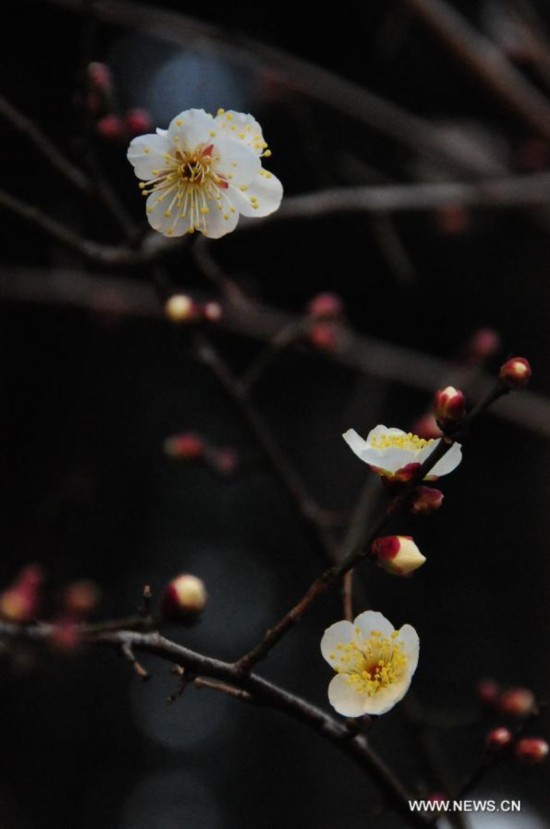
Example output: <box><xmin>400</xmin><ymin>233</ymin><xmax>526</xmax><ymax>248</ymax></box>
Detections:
<box><xmin>49</xmin><ymin>620</ymin><xmax>82</xmax><ymax>652</ymax></box>
<box><xmin>0</xmin><ymin>564</ymin><xmax>44</xmax><ymax>623</ymax></box>
<box><xmin>63</xmin><ymin>580</ymin><xmax>100</xmax><ymax>618</ymax></box>
<box><xmin>164</xmin><ymin>433</ymin><xmax>205</xmax><ymax>461</ymax></box>
<box><xmin>371</xmin><ymin>535</ymin><xmax>426</xmax><ymax>576</ymax></box>
<box><xmin>307</xmin><ymin>292</ymin><xmax>344</xmax><ymax>319</ymax></box>
<box><xmin>410</xmin><ymin>486</ymin><xmax>444</xmax><ymax>515</ymax></box>
<box><xmin>125</xmin><ymin>108</ymin><xmax>152</xmax><ymax>137</ymax></box>
<box><xmin>478</xmin><ymin>678</ymin><xmax>500</xmax><ymax>708</ymax></box>
<box><xmin>96</xmin><ymin>114</ymin><xmax>125</xmax><ymax>142</ymax></box>
<box><xmin>486</xmin><ymin>727</ymin><xmax>513</xmax><ymax>752</ymax></box>
<box><xmin>466</xmin><ymin>328</ymin><xmax>501</xmax><ymax>362</ymax></box>
<box><xmin>499</xmin><ymin>357</ymin><xmax>532</xmax><ymax>389</ymax></box>
<box><xmin>309</xmin><ymin>322</ymin><xmax>339</xmax><ymax>352</ymax></box>
<box><xmin>209</xmin><ymin>447</ymin><xmax>239</xmax><ymax>476</ymax></box>
<box><xmin>434</xmin><ymin>386</ymin><xmax>466</xmax><ymax>430</ymax></box>
<box><xmin>498</xmin><ymin>687</ymin><xmax>536</xmax><ymax>718</ymax></box>
<box><xmin>87</xmin><ymin>62</ymin><xmax>112</xmax><ymax>94</ymax></box>
<box><xmin>515</xmin><ymin>737</ymin><xmax>549</xmax><ymax>764</ymax></box>
<box><xmin>162</xmin><ymin>574</ymin><xmax>207</xmax><ymax>622</ymax></box>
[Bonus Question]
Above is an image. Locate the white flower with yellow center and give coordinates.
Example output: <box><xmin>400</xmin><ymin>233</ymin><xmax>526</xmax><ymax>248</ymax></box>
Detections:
<box><xmin>127</xmin><ymin>108</ymin><xmax>283</xmax><ymax>238</ymax></box>
<box><xmin>321</xmin><ymin>610</ymin><xmax>419</xmax><ymax>716</ymax></box>
<box><xmin>343</xmin><ymin>424</ymin><xmax>462</xmax><ymax>480</ymax></box>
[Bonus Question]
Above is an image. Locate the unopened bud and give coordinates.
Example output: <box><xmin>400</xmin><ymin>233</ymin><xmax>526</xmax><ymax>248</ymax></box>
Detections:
<box><xmin>64</xmin><ymin>580</ymin><xmax>100</xmax><ymax>618</ymax></box>
<box><xmin>515</xmin><ymin>737</ymin><xmax>549</xmax><ymax>764</ymax></box>
<box><xmin>434</xmin><ymin>386</ymin><xmax>466</xmax><ymax>430</ymax></box>
<box><xmin>411</xmin><ymin>414</ymin><xmax>442</xmax><ymax>440</ymax></box>
<box><xmin>125</xmin><ymin>108</ymin><xmax>152</xmax><ymax>136</ymax></box>
<box><xmin>435</xmin><ymin>203</ymin><xmax>470</xmax><ymax>235</ymax></box>
<box><xmin>410</xmin><ymin>486</ymin><xmax>444</xmax><ymax>515</ymax></box>
<box><xmin>466</xmin><ymin>328</ymin><xmax>501</xmax><ymax>362</ymax></box>
<box><xmin>49</xmin><ymin>620</ymin><xmax>82</xmax><ymax>651</ymax></box>
<box><xmin>164</xmin><ymin>432</ymin><xmax>205</xmax><ymax>461</ymax></box>
<box><xmin>307</xmin><ymin>292</ymin><xmax>344</xmax><ymax>319</ymax></box>
<box><xmin>0</xmin><ymin>564</ymin><xmax>44</xmax><ymax>623</ymax></box>
<box><xmin>88</xmin><ymin>62</ymin><xmax>112</xmax><ymax>93</ymax></box>
<box><xmin>498</xmin><ymin>687</ymin><xmax>536</xmax><ymax>718</ymax></box>
<box><xmin>486</xmin><ymin>727</ymin><xmax>513</xmax><ymax>752</ymax></box>
<box><xmin>499</xmin><ymin>357</ymin><xmax>532</xmax><ymax>389</ymax></box>
<box><xmin>162</xmin><ymin>574</ymin><xmax>207</xmax><ymax>622</ymax></box>
<box><xmin>478</xmin><ymin>678</ymin><xmax>500</xmax><ymax>708</ymax></box>
<box><xmin>371</xmin><ymin>535</ymin><xmax>426</xmax><ymax>576</ymax></box>
<box><xmin>209</xmin><ymin>447</ymin><xmax>239</xmax><ymax>476</ymax></box>
<box><xmin>96</xmin><ymin>114</ymin><xmax>125</xmax><ymax>142</ymax></box>
<box><xmin>309</xmin><ymin>322</ymin><xmax>339</xmax><ymax>352</ymax></box>
<box><xmin>165</xmin><ymin>294</ymin><xmax>199</xmax><ymax>324</ymax></box>
<box><xmin>202</xmin><ymin>302</ymin><xmax>222</xmax><ymax>323</ymax></box>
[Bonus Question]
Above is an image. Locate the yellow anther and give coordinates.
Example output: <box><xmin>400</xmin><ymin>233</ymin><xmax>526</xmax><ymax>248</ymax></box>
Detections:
<box><xmin>217</xmin><ymin>108</ymin><xmax>225</xmax><ymax>115</ymax></box>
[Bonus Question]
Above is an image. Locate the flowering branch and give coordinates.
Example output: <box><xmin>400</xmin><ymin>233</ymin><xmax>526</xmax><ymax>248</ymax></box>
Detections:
<box><xmin>0</xmin><ymin>620</ymin><xmax>431</xmax><ymax>828</ymax></box>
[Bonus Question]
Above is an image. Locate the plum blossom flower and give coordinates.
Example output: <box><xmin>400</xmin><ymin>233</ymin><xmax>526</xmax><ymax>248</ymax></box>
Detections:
<box><xmin>321</xmin><ymin>610</ymin><xmax>419</xmax><ymax>716</ymax></box>
<box><xmin>127</xmin><ymin>108</ymin><xmax>283</xmax><ymax>238</ymax></box>
<box><xmin>342</xmin><ymin>424</ymin><xmax>462</xmax><ymax>480</ymax></box>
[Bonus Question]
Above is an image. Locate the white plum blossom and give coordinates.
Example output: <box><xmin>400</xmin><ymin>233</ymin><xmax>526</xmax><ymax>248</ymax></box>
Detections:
<box><xmin>127</xmin><ymin>108</ymin><xmax>283</xmax><ymax>238</ymax></box>
<box><xmin>342</xmin><ymin>424</ymin><xmax>462</xmax><ymax>480</ymax></box>
<box><xmin>321</xmin><ymin>610</ymin><xmax>419</xmax><ymax>716</ymax></box>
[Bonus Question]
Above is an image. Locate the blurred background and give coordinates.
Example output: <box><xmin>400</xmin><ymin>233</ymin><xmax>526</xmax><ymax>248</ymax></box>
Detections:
<box><xmin>2</xmin><ymin>0</ymin><xmax>550</xmax><ymax>826</ymax></box>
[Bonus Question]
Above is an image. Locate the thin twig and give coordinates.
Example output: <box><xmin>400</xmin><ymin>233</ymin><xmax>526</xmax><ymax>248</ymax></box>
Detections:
<box><xmin>0</xmin><ymin>620</ymin><xmax>431</xmax><ymax>829</ymax></box>
<box><xmin>194</xmin><ymin>676</ymin><xmax>254</xmax><ymax>703</ymax></box>
<box><xmin>120</xmin><ymin>640</ymin><xmax>150</xmax><ymax>681</ymax></box>
<box><xmin>0</xmin><ymin>95</ymin><xmax>90</xmax><ymax>191</ymax></box>
<box><xmin>403</xmin><ymin>0</ymin><xmax>550</xmax><ymax>141</ymax></box>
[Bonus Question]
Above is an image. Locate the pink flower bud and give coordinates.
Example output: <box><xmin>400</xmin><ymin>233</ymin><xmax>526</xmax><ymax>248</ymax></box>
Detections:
<box><xmin>63</xmin><ymin>580</ymin><xmax>100</xmax><ymax>618</ymax></box>
<box><xmin>410</xmin><ymin>486</ymin><xmax>444</xmax><ymax>515</ymax></box>
<box><xmin>434</xmin><ymin>386</ymin><xmax>466</xmax><ymax>430</ymax></box>
<box><xmin>49</xmin><ymin>619</ymin><xmax>82</xmax><ymax>652</ymax></box>
<box><xmin>486</xmin><ymin>727</ymin><xmax>513</xmax><ymax>752</ymax></box>
<box><xmin>165</xmin><ymin>294</ymin><xmax>199</xmax><ymax>324</ymax></box>
<box><xmin>0</xmin><ymin>564</ymin><xmax>44</xmax><ymax>623</ymax></box>
<box><xmin>371</xmin><ymin>535</ymin><xmax>426</xmax><ymax>576</ymax></box>
<box><xmin>478</xmin><ymin>678</ymin><xmax>500</xmax><ymax>708</ymax></box>
<box><xmin>163</xmin><ymin>433</ymin><xmax>205</xmax><ymax>461</ymax></box>
<box><xmin>162</xmin><ymin>574</ymin><xmax>207</xmax><ymax>622</ymax></box>
<box><xmin>515</xmin><ymin>737</ymin><xmax>549</xmax><ymax>764</ymax></box>
<box><xmin>202</xmin><ymin>302</ymin><xmax>222</xmax><ymax>323</ymax></box>
<box><xmin>309</xmin><ymin>322</ymin><xmax>339</xmax><ymax>352</ymax></box>
<box><xmin>96</xmin><ymin>114</ymin><xmax>125</xmax><ymax>142</ymax></box>
<box><xmin>125</xmin><ymin>108</ymin><xmax>152</xmax><ymax>137</ymax></box>
<box><xmin>411</xmin><ymin>414</ymin><xmax>442</xmax><ymax>440</ymax></box>
<box><xmin>306</xmin><ymin>292</ymin><xmax>344</xmax><ymax>319</ymax></box>
<box><xmin>435</xmin><ymin>203</ymin><xmax>470</xmax><ymax>235</ymax></box>
<box><xmin>87</xmin><ymin>62</ymin><xmax>112</xmax><ymax>94</ymax></box>
<box><xmin>466</xmin><ymin>328</ymin><xmax>501</xmax><ymax>362</ymax></box>
<box><xmin>209</xmin><ymin>447</ymin><xmax>239</xmax><ymax>476</ymax></box>
<box><xmin>498</xmin><ymin>687</ymin><xmax>536</xmax><ymax>718</ymax></box>
<box><xmin>499</xmin><ymin>357</ymin><xmax>532</xmax><ymax>389</ymax></box>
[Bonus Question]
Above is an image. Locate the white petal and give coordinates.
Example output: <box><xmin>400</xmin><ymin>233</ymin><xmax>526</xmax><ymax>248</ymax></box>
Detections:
<box><xmin>320</xmin><ymin>620</ymin><xmax>355</xmax><ymax>665</ymax></box>
<box><xmin>200</xmin><ymin>191</ymin><xmax>240</xmax><ymax>239</ymax></box>
<box><xmin>168</xmin><ymin>109</ymin><xmax>216</xmax><ymax>152</ymax></box>
<box><xmin>358</xmin><ymin>446</ymin><xmax>413</xmax><ymax>473</ymax></box>
<box><xmin>354</xmin><ymin>610</ymin><xmax>394</xmax><ymax>640</ymax></box>
<box><xmin>156</xmin><ymin>128</ymin><xmax>168</xmax><ymax>136</ymax></box>
<box><xmin>214</xmin><ymin>110</ymin><xmax>266</xmax><ymax>156</ymax></box>
<box><xmin>342</xmin><ymin>429</ymin><xmax>368</xmax><ymax>459</ymax></box>
<box><xmin>328</xmin><ymin>674</ymin><xmax>366</xmax><ymax>717</ymax></box>
<box><xmin>212</xmin><ymin>138</ymin><xmax>261</xmax><ymax>186</ymax></box>
<box><xmin>397</xmin><ymin>624</ymin><xmax>420</xmax><ymax>674</ymax></box>
<box><xmin>145</xmin><ymin>192</ymin><xmax>193</xmax><ymax>237</ymax></box>
<box><xmin>361</xmin><ymin>678</ymin><xmax>411</xmax><ymax>715</ymax></box>
<box><xmin>127</xmin><ymin>133</ymin><xmax>171</xmax><ymax>180</ymax></box>
<box><xmin>228</xmin><ymin>169</ymin><xmax>283</xmax><ymax>218</ymax></box>
<box><xmin>429</xmin><ymin>442</ymin><xmax>462</xmax><ymax>477</ymax></box>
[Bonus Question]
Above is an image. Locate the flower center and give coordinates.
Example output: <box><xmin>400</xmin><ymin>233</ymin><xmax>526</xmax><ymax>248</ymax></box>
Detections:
<box><xmin>370</xmin><ymin>433</ymin><xmax>435</xmax><ymax>453</ymax></box>
<box><xmin>331</xmin><ymin>630</ymin><xmax>408</xmax><ymax>696</ymax></box>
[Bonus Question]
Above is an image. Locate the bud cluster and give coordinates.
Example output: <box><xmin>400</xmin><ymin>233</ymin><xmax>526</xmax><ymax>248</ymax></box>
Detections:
<box><xmin>164</xmin><ymin>431</ymin><xmax>239</xmax><ymax>476</ymax></box>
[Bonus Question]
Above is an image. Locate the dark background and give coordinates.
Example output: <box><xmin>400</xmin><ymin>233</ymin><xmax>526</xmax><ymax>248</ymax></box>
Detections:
<box><xmin>2</xmin><ymin>1</ymin><xmax>550</xmax><ymax>827</ymax></box>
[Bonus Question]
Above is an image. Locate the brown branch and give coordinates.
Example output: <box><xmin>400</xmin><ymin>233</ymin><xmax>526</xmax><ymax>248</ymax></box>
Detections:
<box><xmin>194</xmin><ymin>676</ymin><xmax>254</xmax><ymax>703</ymax></box>
<box><xmin>0</xmin><ymin>95</ymin><xmax>90</xmax><ymax>192</ymax></box>
<box><xmin>403</xmin><ymin>0</ymin><xmax>550</xmax><ymax>142</ymax></box>
<box><xmin>120</xmin><ymin>640</ymin><xmax>150</xmax><ymax>681</ymax></box>
<box><xmin>0</xmin><ymin>620</ymin><xmax>431</xmax><ymax>829</ymax></box>
<box><xmin>236</xmin><ymin>381</ymin><xmax>508</xmax><ymax>673</ymax></box>
<box><xmin>2</xmin><ymin>266</ymin><xmax>550</xmax><ymax>441</ymax></box>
